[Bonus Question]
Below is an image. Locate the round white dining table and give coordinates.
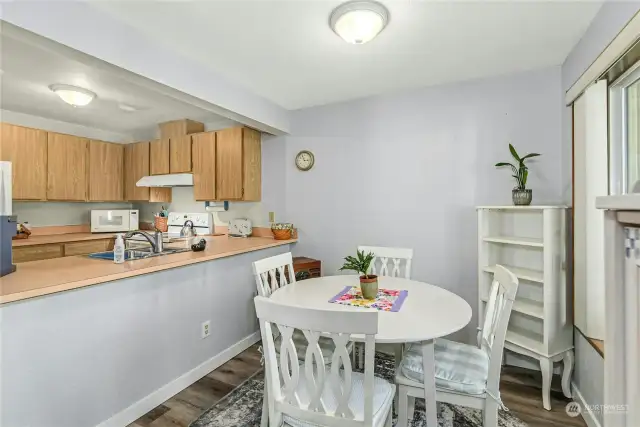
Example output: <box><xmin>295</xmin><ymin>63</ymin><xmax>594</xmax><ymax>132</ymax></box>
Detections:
<box><xmin>269</xmin><ymin>274</ymin><xmax>472</xmax><ymax>426</ymax></box>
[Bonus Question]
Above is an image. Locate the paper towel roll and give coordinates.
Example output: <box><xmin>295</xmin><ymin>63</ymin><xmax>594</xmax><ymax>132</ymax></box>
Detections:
<box><xmin>0</xmin><ymin>161</ymin><xmax>12</xmax><ymax>216</ymax></box>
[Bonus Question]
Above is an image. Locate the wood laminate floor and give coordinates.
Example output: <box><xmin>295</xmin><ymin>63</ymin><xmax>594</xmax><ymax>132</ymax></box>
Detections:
<box><xmin>128</xmin><ymin>344</ymin><xmax>586</xmax><ymax>427</ymax></box>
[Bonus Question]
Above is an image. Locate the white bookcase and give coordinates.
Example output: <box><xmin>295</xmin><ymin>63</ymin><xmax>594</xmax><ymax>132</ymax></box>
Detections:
<box><xmin>477</xmin><ymin>206</ymin><xmax>574</xmax><ymax>411</ymax></box>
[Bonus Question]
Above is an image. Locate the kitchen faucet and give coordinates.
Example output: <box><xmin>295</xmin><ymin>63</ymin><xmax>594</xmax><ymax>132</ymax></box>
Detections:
<box><xmin>124</xmin><ymin>230</ymin><xmax>164</xmax><ymax>253</ymax></box>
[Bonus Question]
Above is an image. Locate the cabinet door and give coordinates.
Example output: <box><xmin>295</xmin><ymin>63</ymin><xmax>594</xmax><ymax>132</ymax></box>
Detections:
<box><xmin>124</xmin><ymin>141</ymin><xmax>150</xmax><ymax>201</ymax></box>
<box><xmin>192</xmin><ymin>132</ymin><xmax>216</xmax><ymax>201</ymax></box>
<box><xmin>150</xmin><ymin>138</ymin><xmax>170</xmax><ymax>175</ymax></box>
<box><xmin>242</xmin><ymin>128</ymin><xmax>261</xmax><ymax>201</ymax></box>
<box><xmin>89</xmin><ymin>140</ymin><xmax>124</xmax><ymax>201</ymax></box>
<box><xmin>64</xmin><ymin>239</ymin><xmax>113</xmax><ymax>256</ymax></box>
<box><xmin>150</xmin><ymin>188</ymin><xmax>172</xmax><ymax>203</ymax></box>
<box><xmin>13</xmin><ymin>244</ymin><xmax>63</xmax><ymax>263</ymax></box>
<box><xmin>47</xmin><ymin>132</ymin><xmax>88</xmax><ymax>201</ymax></box>
<box><xmin>170</xmin><ymin>135</ymin><xmax>192</xmax><ymax>173</ymax></box>
<box><xmin>216</xmin><ymin>127</ymin><xmax>243</xmax><ymax>200</ymax></box>
<box><xmin>0</xmin><ymin>123</ymin><xmax>47</xmax><ymax>200</ymax></box>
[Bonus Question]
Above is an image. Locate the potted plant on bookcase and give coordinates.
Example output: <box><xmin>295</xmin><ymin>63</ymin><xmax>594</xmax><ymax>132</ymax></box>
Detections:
<box><xmin>495</xmin><ymin>144</ymin><xmax>541</xmax><ymax>206</ymax></box>
<box><xmin>339</xmin><ymin>249</ymin><xmax>378</xmax><ymax>299</ymax></box>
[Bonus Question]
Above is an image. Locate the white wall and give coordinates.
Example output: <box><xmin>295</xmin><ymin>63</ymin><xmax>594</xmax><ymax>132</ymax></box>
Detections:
<box><xmin>0</xmin><ymin>245</ymin><xmax>289</xmax><ymax>427</ymax></box>
<box><xmin>285</xmin><ymin>67</ymin><xmax>563</xmax><ymax>343</ymax></box>
<box><xmin>1</xmin><ymin>109</ymin><xmax>134</xmax><ymax>143</ymax></box>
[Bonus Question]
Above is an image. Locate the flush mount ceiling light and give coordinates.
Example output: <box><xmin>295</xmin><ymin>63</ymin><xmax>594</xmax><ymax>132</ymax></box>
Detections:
<box><xmin>329</xmin><ymin>1</ymin><xmax>389</xmax><ymax>45</ymax></box>
<box><xmin>49</xmin><ymin>84</ymin><xmax>96</xmax><ymax>107</ymax></box>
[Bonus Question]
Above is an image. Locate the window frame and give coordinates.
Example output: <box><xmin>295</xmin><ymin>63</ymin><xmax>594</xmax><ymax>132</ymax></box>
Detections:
<box><xmin>609</xmin><ymin>60</ymin><xmax>640</xmax><ymax>194</ymax></box>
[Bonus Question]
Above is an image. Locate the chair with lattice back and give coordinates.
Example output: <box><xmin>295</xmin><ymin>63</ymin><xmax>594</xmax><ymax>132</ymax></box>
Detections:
<box><xmin>255</xmin><ymin>296</ymin><xmax>394</xmax><ymax>427</ymax></box>
<box><xmin>395</xmin><ymin>265</ymin><xmax>519</xmax><ymax>427</ymax></box>
<box><xmin>253</xmin><ymin>252</ymin><xmax>353</xmax><ymax>427</ymax></box>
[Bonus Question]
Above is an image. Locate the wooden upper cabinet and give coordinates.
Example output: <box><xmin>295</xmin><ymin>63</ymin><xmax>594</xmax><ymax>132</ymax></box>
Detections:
<box><xmin>150</xmin><ymin>139</ymin><xmax>170</xmax><ymax>175</ymax></box>
<box><xmin>47</xmin><ymin>132</ymin><xmax>89</xmax><ymax>201</ymax></box>
<box><xmin>192</xmin><ymin>132</ymin><xmax>216</xmax><ymax>201</ymax></box>
<box><xmin>89</xmin><ymin>140</ymin><xmax>124</xmax><ymax>201</ymax></box>
<box><xmin>0</xmin><ymin>123</ymin><xmax>47</xmax><ymax>200</ymax></box>
<box><xmin>170</xmin><ymin>135</ymin><xmax>192</xmax><ymax>173</ymax></box>
<box><xmin>124</xmin><ymin>141</ymin><xmax>150</xmax><ymax>201</ymax></box>
<box><xmin>242</xmin><ymin>128</ymin><xmax>262</xmax><ymax>201</ymax></box>
<box><xmin>216</xmin><ymin>127</ymin><xmax>244</xmax><ymax>200</ymax></box>
<box><xmin>215</xmin><ymin>127</ymin><xmax>262</xmax><ymax>201</ymax></box>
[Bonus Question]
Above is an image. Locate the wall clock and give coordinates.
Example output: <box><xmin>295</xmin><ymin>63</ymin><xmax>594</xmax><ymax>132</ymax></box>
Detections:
<box><xmin>295</xmin><ymin>150</ymin><xmax>315</xmax><ymax>171</ymax></box>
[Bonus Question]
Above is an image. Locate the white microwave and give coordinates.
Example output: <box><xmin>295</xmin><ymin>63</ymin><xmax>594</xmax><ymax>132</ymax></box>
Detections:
<box><xmin>91</xmin><ymin>209</ymin><xmax>139</xmax><ymax>233</ymax></box>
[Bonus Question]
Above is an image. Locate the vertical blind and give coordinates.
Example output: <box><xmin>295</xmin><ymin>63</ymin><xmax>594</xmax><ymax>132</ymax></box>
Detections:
<box><xmin>573</xmin><ymin>80</ymin><xmax>607</xmax><ymax>341</ymax></box>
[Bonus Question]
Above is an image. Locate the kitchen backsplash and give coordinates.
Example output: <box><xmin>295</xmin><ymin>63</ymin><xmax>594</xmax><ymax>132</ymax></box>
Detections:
<box><xmin>134</xmin><ymin>187</ymin><xmax>269</xmax><ymax>228</ymax></box>
<box><xmin>13</xmin><ymin>202</ymin><xmax>134</xmax><ymax>227</ymax></box>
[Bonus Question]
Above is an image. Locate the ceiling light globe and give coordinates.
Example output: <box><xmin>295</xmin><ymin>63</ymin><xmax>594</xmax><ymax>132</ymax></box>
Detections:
<box><xmin>49</xmin><ymin>84</ymin><xmax>96</xmax><ymax>107</ymax></box>
<box><xmin>330</xmin><ymin>1</ymin><xmax>389</xmax><ymax>45</ymax></box>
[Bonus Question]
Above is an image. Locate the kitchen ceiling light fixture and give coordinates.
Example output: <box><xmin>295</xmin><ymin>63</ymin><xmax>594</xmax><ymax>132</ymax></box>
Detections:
<box><xmin>329</xmin><ymin>1</ymin><xmax>389</xmax><ymax>44</ymax></box>
<box><xmin>49</xmin><ymin>84</ymin><xmax>96</xmax><ymax>107</ymax></box>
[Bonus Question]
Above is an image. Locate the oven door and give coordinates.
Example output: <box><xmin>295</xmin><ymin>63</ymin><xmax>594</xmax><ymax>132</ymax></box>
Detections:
<box><xmin>91</xmin><ymin>210</ymin><xmax>131</xmax><ymax>233</ymax></box>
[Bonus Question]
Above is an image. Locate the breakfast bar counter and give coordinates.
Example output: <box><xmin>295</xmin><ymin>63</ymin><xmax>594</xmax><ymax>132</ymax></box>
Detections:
<box><xmin>0</xmin><ymin>235</ymin><xmax>296</xmax><ymax>304</ymax></box>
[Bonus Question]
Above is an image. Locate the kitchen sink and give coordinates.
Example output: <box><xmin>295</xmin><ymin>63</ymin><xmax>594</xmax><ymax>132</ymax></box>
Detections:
<box><xmin>87</xmin><ymin>247</ymin><xmax>191</xmax><ymax>261</ymax></box>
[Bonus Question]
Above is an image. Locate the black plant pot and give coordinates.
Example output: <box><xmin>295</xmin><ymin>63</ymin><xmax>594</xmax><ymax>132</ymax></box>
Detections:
<box><xmin>512</xmin><ymin>189</ymin><xmax>532</xmax><ymax>206</ymax></box>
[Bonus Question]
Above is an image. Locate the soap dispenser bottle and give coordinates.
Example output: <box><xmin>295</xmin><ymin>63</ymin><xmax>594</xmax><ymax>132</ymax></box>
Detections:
<box><xmin>114</xmin><ymin>234</ymin><xmax>125</xmax><ymax>264</ymax></box>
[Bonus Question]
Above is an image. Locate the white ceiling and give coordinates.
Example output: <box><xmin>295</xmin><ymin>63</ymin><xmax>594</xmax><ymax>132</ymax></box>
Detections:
<box><xmin>91</xmin><ymin>0</ymin><xmax>603</xmax><ymax>110</ymax></box>
<box><xmin>0</xmin><ymin>32</ymin><xmax>234</xmax><ymax>137</ymax></box>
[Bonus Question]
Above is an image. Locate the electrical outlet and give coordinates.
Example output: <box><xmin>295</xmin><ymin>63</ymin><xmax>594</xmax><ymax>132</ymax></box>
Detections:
<box><xmin>269</xmin><ymin>211</ymin><xmax>275</xmax><ymax>223</ymax></box>
<box><xmin>201</xmin><ymin>320</ymin><xmax>211</xmax><ymax>339</ymax></box>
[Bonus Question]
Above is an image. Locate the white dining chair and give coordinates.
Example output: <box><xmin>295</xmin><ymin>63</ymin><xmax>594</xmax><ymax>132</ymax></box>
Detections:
<box><xmin>358</xmin><ymin>245</ymin><xmax>414</xmax><ymax>280</ymax></box>
<box><xmin>395</xmin><ymin>265</ymin><xmax>519</xmax><ymax>427</ymax></box>
<box><xmin>355</xmin><ymin>246</ymin><xmax>414</xmax><ymax>369</ymax></box>
<box><xmin>253</xmin><ymin>252</ymin><xmax>353</xmax><ymax>427</ymax></box>
<box><xmin>254</xmin><ymin>296</ymin><xmax>395</xmax><ymax>427</ymax></box>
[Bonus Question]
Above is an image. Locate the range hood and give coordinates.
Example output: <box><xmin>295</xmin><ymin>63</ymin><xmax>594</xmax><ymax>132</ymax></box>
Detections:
<box><xmin>136</xmin><ymin>173</ymin><xmax>193</xmax><ymax>187</ymax></box>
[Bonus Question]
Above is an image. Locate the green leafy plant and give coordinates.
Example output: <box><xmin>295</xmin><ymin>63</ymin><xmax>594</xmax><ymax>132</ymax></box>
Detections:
<box><xmin>495</xmin><ymin>144</ymin><xmax>540</xmax><ymax>190</ymax></box>
<box><xmin>340</xmin><ymin>249</ymin><xmax>376</xmax><ymax>278</ymax></box>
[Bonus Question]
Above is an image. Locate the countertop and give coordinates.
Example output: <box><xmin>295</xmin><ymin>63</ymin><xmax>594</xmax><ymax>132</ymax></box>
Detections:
<box><xmin>13</xmin><ymin>232</ymin><xmax>118</xmax><ymax>247</ymax></box>
<box><xmin>596</xmin><ymin>194</ymin><xmax>640</xmax><ymax>210</ymax></box>
<box><xmin>0</xmin><ymin>236</ymin><xmax>296</xmax><ymax>304</ymax></box>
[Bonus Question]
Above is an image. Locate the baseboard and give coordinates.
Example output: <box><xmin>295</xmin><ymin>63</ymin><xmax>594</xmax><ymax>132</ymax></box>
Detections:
<box><xmin>97</xmin><ymin>331</ymin><xmax>261</xmax><ymax>427</ymax></box>
<box><xmin>572</xmin><ymin>382</ymin><xmax>603</xmax><ymax>427</ymax></box>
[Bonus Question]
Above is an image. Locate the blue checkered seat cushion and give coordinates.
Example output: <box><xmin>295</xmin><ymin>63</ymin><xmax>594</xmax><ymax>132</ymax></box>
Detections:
<box><xmin>399</xmin><ymin>338</ymin><xmax>489</xmax><ymax>395</ymax></box>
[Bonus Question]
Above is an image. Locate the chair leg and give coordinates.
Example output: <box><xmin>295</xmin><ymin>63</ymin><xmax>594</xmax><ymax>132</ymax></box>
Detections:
<box><xmin>483</xmin><ymin>398</ymin><xmax>499</xmax><ymax>427</ymax></box>
<box><xmin>397</xmin><ymin>386</ymin><xmax>409</xmax><ymax>427</ymax></box>
<box><xmin>261</xmin><ymin>380</ymin><xmax>269</xmax><ymax>427</ymax></box>
<box><xmin>358</xmin><ymin>343</ymin><xmax>364</xmax><ymax>370</ymax></box>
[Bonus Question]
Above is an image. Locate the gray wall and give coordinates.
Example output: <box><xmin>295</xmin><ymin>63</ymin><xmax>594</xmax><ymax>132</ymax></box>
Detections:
<box><xmin>0</xmin><ymin>245</ymin><xmax>289</xmax><ymax>427</ymax></box>
<box><xmin>13</xmin><ymin>201</ymin><xmax>133</xmax><ymax>227</ymax></box>
<box><xmin>285</xmin><ymin>67</ymin><xmax>564</xmax><ymax>343</ymax></box>
<box><xmin>560</xmin><ymin>1</ymin><xmax>640</xmax><ymax>416</ymax></box>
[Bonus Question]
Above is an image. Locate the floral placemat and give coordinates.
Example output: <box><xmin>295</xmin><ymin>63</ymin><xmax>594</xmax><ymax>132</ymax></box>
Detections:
<box><xmin>328</xmin><ymin>286</ymin><xmax>408</xmax><ymax>312</ymax></box>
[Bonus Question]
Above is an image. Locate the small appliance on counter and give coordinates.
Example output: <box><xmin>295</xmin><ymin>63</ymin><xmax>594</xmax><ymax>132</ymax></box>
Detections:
<box><xmin>228</xmin><ymin>218</ymin><xmax>253</xmax><ymax>238</ymax></box>
<box><xmin>0</xmin><ymin>161</ymin><xmax>16</xmax><ymax>276</ymax></box>
<box><xmin>91</xmin><ymin>209</ymin><xmax>139</xmax><ymax>233</ymax></box>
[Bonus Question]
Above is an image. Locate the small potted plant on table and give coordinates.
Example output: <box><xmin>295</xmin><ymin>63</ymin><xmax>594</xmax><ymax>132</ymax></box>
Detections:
<box><xmin>495</xmin><ymin>143</ymin><xmax>540</xmax><ymax>206</ymax></box>
<box><xmin>340</xmin><ymin>249</ymin><xmax>378</xmax><ymax>300</ymax></box>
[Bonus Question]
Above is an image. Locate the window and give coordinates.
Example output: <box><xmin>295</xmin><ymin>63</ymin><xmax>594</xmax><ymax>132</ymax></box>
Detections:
<box><xmin>610</xmin><ymin>61</ymin><xmax>640</xmax><ymax>194</ymax></box>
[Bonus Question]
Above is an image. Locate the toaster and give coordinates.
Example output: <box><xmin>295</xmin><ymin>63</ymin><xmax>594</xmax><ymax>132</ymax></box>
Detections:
<box><xmin>228</xmin><ymin>218</ymin><xmax>253</xmax><ymax>237</ymax></box>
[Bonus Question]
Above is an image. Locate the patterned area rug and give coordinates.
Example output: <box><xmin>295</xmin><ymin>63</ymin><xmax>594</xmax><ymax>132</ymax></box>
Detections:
<box><xmin>190</xmin><ymin>352</ymin><xmax>527</xmax><ymax>427</ymax></box>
